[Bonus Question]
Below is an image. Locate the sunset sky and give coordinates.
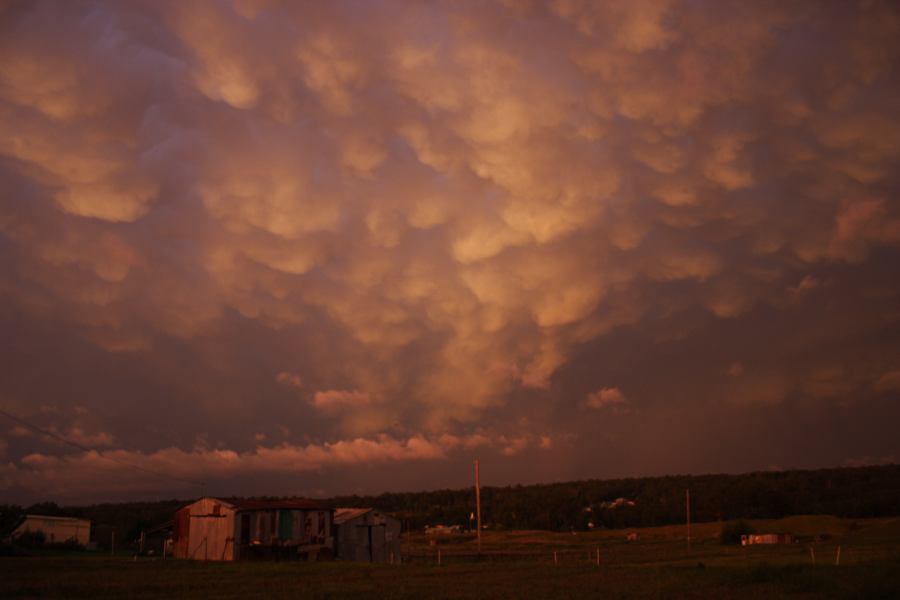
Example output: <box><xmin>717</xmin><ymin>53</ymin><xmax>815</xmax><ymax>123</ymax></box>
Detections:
<box><xmin>1</xmin><ymin>0</ymin><xmax>900</xmax><ymax>504</ymax></box>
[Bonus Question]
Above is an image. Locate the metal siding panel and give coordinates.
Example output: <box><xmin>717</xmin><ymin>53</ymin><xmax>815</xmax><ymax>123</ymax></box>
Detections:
<box><xmin>279</xmin><ymin>510</ymin><xmax>293</xmax><ymax>540</ymax></box>
<box><xmin>173</xmin><ymin>507</ymin><xmax>191</xmax><ymax>558</ymax></box>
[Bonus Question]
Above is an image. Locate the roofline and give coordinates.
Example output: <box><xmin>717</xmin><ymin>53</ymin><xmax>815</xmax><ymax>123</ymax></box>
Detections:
<box><xmin>333</xmin><ymin>507</ymin><xmax>375</xmax><ymax>524</ymax></box>
<box><xmin>192</xmin><ymin>496</ymin><xmax>332</xmax><ymax>511</ymax></box>
<box><xmin>23</xmin><ymin>515</ymin><xmax>90</xmax><ymax>523</ymax></box>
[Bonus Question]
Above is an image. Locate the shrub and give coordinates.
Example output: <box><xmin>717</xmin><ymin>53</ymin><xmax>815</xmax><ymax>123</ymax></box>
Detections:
<box><xmin>719</xmin><ymin>519</ymin><xmax>755</xmax><ymax>545</ymax></box>
<box><xmin>14</xmin><ymin>530</ymin><xmax>46</xmax><ymax>549</ymax></box>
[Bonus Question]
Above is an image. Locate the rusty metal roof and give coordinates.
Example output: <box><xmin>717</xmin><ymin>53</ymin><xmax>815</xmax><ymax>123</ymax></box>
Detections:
<box><xmin>333</xmin><ymin>507</ymin><xmax>373</xmax><ymax>524</ymax></box>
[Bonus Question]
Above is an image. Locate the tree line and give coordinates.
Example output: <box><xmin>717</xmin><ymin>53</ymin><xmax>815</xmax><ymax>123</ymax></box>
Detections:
<box><xmin>2</xmin><ymin>464</ymin><xmax>898</xmax><ymax>547</ymax></box>
<box><xmin>331</xmin><ymin>464</ymin><xmax>900</xmax><ymax>531</ymax></box>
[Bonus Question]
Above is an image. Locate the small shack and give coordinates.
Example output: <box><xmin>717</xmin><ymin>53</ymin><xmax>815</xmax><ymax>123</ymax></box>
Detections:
<box><xmin>334</xmin><ymin>508</ymin><xmax>401</xmax><ymax>563</ymax></box>
<box><xmin>11</xmin><ymin>515</ymin><xmax>91</xmax><ymax>546</ymax></box>
<box><xmin>172</xmin><ymin>497</ymin><xmax>334</xmax><ymax>561</ymax></box>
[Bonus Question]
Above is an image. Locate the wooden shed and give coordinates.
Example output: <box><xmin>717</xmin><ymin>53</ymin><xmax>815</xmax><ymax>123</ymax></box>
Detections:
<box><xmin>172</xmin><ymin>497</ymin><xmax>334</xmax><ymax>561</ymax></box>
<box><xmin>334</xmin><ymin>508</ymin><xmax>401</xmax><ymax>563</ymax></box>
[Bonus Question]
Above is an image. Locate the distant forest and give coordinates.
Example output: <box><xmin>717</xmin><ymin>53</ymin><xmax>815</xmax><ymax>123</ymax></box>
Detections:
<box><xmin>2</xmin><ymin>464</ymin><xmax>899</xmax><ymax>547</ymax></box>
<box><xmin>333</xmin><ymin>464</ymin><xmax>900</xmax><ymax>531</ymax></box>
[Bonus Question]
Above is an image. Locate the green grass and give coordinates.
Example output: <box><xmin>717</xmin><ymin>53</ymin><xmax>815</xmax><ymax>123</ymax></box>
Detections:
<box><xmin>2</xmin><ymin>516</ymin><xmax>899</xmax><ymax>599</ymax></box>
<box><xmin>3</xmin><ymin>558</ymin><xmax>900</xmax><ymax>599</ymax></box>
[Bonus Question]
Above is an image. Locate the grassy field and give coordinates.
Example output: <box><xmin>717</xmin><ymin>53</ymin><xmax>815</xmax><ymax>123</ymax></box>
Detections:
<box><xmin>3</xmin><ymin>516</ymin><xmax>899</xmax><ymax>599</ymax></box>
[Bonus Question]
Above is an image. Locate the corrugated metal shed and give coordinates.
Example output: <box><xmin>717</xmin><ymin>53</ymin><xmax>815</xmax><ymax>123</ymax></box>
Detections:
<box><xmin>334</xmin><ymin>508</ymin><xmax>373</xmax><ymax>525</ymax></box>
<box><xmin>334</xmin><ymin>508</ymin><xmax>401</xmax><ymax>563</ymax></box>
<box><xmin>172</xmin><ymin>497</ymin><xmax>334</xmax><ymax>561</ymax></box>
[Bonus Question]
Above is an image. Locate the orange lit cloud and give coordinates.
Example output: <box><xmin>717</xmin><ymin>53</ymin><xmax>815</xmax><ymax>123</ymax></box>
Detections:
<box><xmin>1</xmin><ymin>0</ymin><xmax>900</xmax><ymax>502</ymax></box>
<box><xmin>586</xmin><ymin>387</ymin><xmax>629</xmax><ymax>411</ymax></box>
<box><xmin>0</xmin><ymin>432</ymin><xmax>554</xmax><ymax>498</ymax></box>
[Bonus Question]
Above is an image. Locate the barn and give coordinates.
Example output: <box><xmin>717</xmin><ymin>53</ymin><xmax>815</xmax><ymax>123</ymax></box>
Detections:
<box><xmin>334</xmin><ymin>508</ymin><xmax>401</xmax><ymax>563</ymax></box>
<box><xmin>11</xmin><ymin>515</ymin><xmax>91</xmax><ymax>546</ymax></box>
<box><xmin>172</xmin><ymin>497</ymin><xmax>334</xmax><ymax>561</ymax></box>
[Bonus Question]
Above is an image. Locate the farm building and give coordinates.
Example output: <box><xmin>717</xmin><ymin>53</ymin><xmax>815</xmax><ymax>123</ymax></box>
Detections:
<box><xmin>11</xmin><ymin>515</ymin><xmax>91</xmax><ymax>546</ymax></box>
<box><xmin>334</xmin><ymin>508</ymin><xmax>401</xmax><ymax>563</ymax></box>
<box><xmin>741</xmin><ymin>533</ymin><xmax>795</xmax><ymax>546</ymax></box>
<box><xmin>425</xmin><ymin>524</ymin><xmax>462</xmax><ymax>535</ymax></box>
<box><xmin>172</xmin><ymin>497</ymin><xmax>334</xmax><ymax>561</ymax></box>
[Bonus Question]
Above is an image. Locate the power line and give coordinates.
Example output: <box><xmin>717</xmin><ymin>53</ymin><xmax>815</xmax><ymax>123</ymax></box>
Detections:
<box><xmin>0</xmin><ymin>407</ymin><xmax>204</xmax><ymax>489</ymax></box>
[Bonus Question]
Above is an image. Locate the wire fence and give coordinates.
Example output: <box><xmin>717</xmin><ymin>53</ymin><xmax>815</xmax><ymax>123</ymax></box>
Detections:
<box><xmin>398</xmin><ymin>541</ymin><xmax>900</xmax><ymax>567</ymax></box>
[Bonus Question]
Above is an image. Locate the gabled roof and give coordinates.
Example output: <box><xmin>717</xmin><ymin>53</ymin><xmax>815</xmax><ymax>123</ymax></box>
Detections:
<box><xmin>143</xmin><ymin>520</ymin><xmax>174</xmax><ymax>535</ymax></box>
<box><xmin>333</xmin><ymin>507</ymin><xmax>373</xmax><ymax>524</ymax></box>
<box><xmin>23</xmin><ymin>514</ymin><xmax>90</xmax><ymax>523</ymax></box>
<box><xmin>1</xmin><ymin>515</ymin><xmax>26</xmax><ymax>538</ymax></box>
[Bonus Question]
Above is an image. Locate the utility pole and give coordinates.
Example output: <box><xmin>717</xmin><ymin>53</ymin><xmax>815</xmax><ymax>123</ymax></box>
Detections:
<box><xmin>686</xmin><ymin>488</ymin><xmax>691</xmax><ymax>555</ymax></box>
<box><xmin>475</xmin><ymin>459</ymin><xmax>482</xmax><ymax>555</ymax></box>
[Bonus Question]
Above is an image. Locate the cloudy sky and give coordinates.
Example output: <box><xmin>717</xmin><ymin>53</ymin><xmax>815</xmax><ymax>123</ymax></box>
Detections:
<box><xmin>1</xmin><ymin>0</ymin><xmax>899</xmax><ymax>504</ymax></box>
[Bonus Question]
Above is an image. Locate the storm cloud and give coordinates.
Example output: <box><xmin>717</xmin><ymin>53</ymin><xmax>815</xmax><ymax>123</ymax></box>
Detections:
<box><xmin>1</xmin><ymin>0</ymin><xmax>899</xmax><ymax>502</ymax></box>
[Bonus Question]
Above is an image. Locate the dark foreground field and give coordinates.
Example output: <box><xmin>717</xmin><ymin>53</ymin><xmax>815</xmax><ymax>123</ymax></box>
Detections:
<box><xmin>3</xmin><ymin>558</ymin><xmax>900</xmax><ymax>600</ymax></box>
<box><xmin>3</xmin><ymin>516</ymin><xmax>900</xmax><ymax>599</ymax></box>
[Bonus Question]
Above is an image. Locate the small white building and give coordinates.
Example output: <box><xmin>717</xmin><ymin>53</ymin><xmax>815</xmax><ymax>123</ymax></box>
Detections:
<box><xmin>12</xmin><ymin>515</ymin><xmax>91</xmax><ymax>546</ymax></box>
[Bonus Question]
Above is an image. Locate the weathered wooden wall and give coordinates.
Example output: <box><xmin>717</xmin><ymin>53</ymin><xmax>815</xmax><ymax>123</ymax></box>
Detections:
<box><xmin>174</xmin><ymin>498</ymin><xmax>236</xmax><ymax>561</ymax></box>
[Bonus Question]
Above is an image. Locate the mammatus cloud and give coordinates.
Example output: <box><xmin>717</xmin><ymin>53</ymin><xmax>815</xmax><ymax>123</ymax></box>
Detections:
<box><xmin>4</xmin><ymin>413</ymin><xmax>115</xmax><ymax>448</ymax></box>
<box><xmin>312</xmin><ymin>390</ymin><xmax>373</xmax><ymax>411</ymax></box>
<box><xmin>1</xmin><ymin>0</ymin><xmax>899</xmax><ymax>501</ymax></box>
<box><xmin>584</xmin><ymin>387</ymin><xmax>635</xmax><ymax>417</ymax></box>
<box><xmin>874</xmin><ymin>371</ymin><xmax>900</xmax><ymax>393</ymax></box>
<box><xmin>55</xmin><ymin>427</ymin><xmax>116</xmax><ymax>448</ymax></box>
<box><xmin>585</xmin><ymin>387</ymin><xmax>628</xmax><ymax>410</ymax></box>
<box><xmin>275</xmin><ymin>371</ymin><xmax>303</xmax><ymax>388</ymax></box>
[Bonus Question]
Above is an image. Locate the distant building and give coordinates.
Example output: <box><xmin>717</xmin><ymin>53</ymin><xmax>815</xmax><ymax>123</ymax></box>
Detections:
<box><xmin>425</xmin><ymin>524</ymin><xmax>462</xmax><ymax>535</ymax></box>
<box><xmin>172</xmin><ymin>497</ymin><xmax>334</xmax><ymax>561</ymax></box>
<box><xmin>741</xmin><ymin>533</ymin><xmax>795</xmax><ymax>546</ymax></box>
<box><xmin>334</xmin><ymin>508</ymin><xmax>401</xmax><ymax>562</ymax></box>
<box><xmin>599</xmin><ymin>498</ymin><xmax>636</xmax><ymax>509</ymax></box>
<box><xmin>12</xmin><ymin>515</ymin><xmax>91</xmax><ymax>546</ymax></box>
